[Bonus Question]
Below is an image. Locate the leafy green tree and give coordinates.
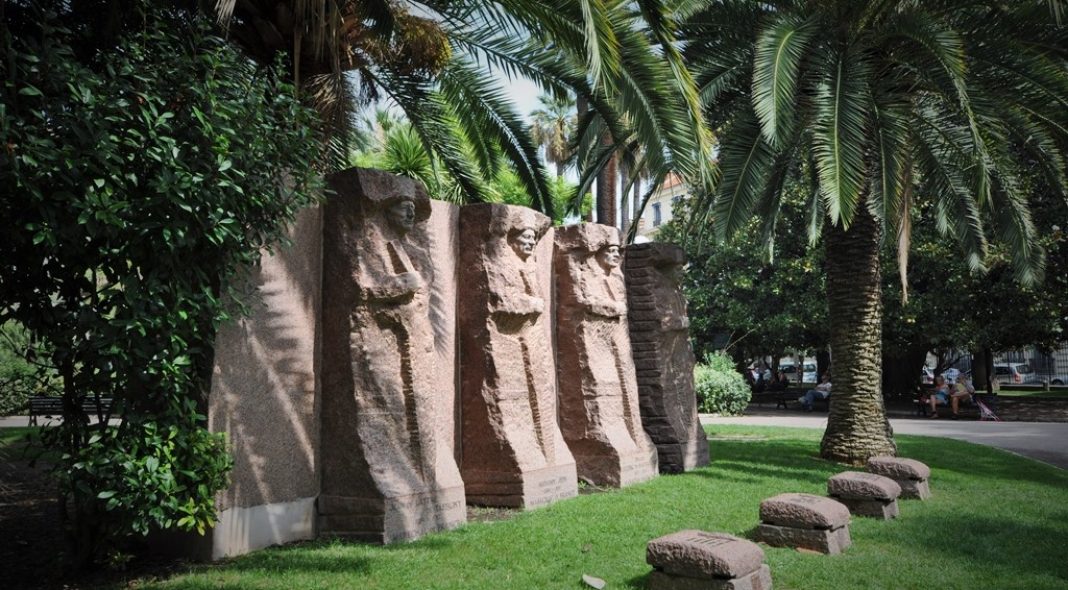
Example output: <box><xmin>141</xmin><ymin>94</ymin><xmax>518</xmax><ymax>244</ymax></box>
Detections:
<box><xmin>681</xmin><ymin>1</ymin><xmax>1068</xmax><ymax>462</ymax></box>
<box><xmin>0</xmin><ymin>5</ymin><xmax>322</xmax><ymax>567</ymax></box>
<box><xmin>658</xmin><ymin>189</ymin><xmax>827</xmax><ymax>365</ymax></box>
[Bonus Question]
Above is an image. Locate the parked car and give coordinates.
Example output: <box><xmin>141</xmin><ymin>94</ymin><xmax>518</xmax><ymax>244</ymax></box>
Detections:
<box><xmin>1044</xmin><ymin>374</ymin><xmax>1068</xmax><ymax>386</ymax></box>
<box><xmin>781</xmin><ymin>363</ymin><xmax>817</xmax><ymax>384</ymax></box>
<box><xmin>993</xmin><ymin>363</ymin><xmax>1037</xmax><ymax>385</ymax></box>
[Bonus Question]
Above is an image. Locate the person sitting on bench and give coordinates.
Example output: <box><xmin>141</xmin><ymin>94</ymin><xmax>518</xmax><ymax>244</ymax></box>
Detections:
<box><xmin>798</xmin><ymin>373</ymin><xmax>831</xmax><ymax>411</ymax></box>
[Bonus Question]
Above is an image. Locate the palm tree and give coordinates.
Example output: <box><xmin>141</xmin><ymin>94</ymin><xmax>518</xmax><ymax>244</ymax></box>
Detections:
<box><xmin>212</xmin><ymin>1</ymin><xmax>715</xmax><ymax>219</ymax></box>
<box><xmin>681</xmin><ymin>1</ymin><xmax>1068</xmax><ymax>463</ymax></box>
<box><xmin>530</xmin><ymin>93</ymin><xmax>576</xmax><ymax>178</ymax></box>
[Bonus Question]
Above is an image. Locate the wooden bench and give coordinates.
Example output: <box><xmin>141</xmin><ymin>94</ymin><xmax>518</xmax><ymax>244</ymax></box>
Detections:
<box><xmin>751</xmin><ymin>387</ymin><xmax>829</xmax><ymax>411</ymax></box>
<box><xmin>27</xmin><ymin>396</ymin><xmax>114</xmax><ymax>426</ymax></box>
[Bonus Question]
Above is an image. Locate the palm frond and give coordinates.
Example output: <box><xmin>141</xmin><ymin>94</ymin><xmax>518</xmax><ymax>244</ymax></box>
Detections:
<box><xmin>712</xmin><ymin>111</ymin><xmax>775</xmax><ymax>240</ymax></box>
<box><xmin>752</xmin><ymin>13</ymin><xmax>815</xmax><ymax>148</ymax></box>
<box><xmin>811</xmin><ymin>45</ymin><xmax>870</xmax><ymax>228</ymax></box>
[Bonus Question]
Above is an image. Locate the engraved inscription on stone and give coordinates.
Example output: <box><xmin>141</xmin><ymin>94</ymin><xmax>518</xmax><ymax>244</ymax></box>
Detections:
<box><xmin>555</xmin><ymin>224</ymin><xmax>659</xmax><ymax>488</ymax></box>
<box><xmin>459</xmin><ymin>204</ymin><xmax>577</xmax><ymax>508</ymax></box>
<box><xmin>319</xmin><ymin>168</ymin><xmax>465</xmax><ymax>543</ymax></box>
<box><xmin>624</xmin><ymin>243</ymin><xmax>709</xmax><ymax>474</ymax></box>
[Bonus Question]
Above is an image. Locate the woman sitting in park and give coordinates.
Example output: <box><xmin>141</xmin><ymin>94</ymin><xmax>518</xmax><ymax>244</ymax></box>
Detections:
<box><xmin>797</xmin><ymin>373</ymin><xmax>831</xmax><ymax>411</ymax></box>
<box><xmin>927</xmin><ymin>375</ymin><xmax>973</xmax><ymax>419</ymax></box>
<box><xmin>767</xmin><ymin>369</ymin><xmax>790</xmax><ymax>392</ymax></box>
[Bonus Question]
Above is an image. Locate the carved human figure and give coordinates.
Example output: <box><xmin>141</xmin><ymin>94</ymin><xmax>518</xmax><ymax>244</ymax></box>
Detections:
<box><xmin>624</xmin><ymin>242</ymin><xmax>709</xmax><ymax>473</ymax></box>
<box><xmin>458</xmin><ymin>204</ymin><xmax>577</xmax><ymax>509</ymax></box>
<box><xmin>320</xmin><ymin>168</ymin><xmax>465</xmax><ymax>543</ymax></box>
<box><xmin>555</xmin><ymin>224</ymin><xmax>658</xmax><ymax>487</ymax></box>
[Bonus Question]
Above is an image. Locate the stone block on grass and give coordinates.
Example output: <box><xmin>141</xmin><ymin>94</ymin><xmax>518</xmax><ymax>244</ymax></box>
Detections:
<box><xmin>753</xmin><ymin>493</ymin><xmax>851</xmax><ymax>554</ymax></box>
<box><xmin>647</xmin><ymin>531</ymin><xmax>771</xmax><ymax>589</ymax></box>
<box><xmin>828</xmin><ymin>471</ymin><xmax>901</xmax><ymax>520</ymax></box>
<box><xmin>866</xmin><ymin>456</ymin><xmax>931</xmax><ymax>500</ymax></box>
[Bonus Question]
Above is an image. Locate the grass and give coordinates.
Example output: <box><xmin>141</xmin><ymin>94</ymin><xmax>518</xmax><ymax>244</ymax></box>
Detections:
<box><xmin>0</xmin><ymin>426</ymin><xmax>45</xmax><ymax>462</ymax></box>
<box><xmin>117</xmin><ymin>425</ymin><xmax>1068</xmax><ymax>590</ymax></box>
<box><xmin>997</xmin><ymin>388</ymin><xmax>1068</xmax><ymax>399</ymax></box>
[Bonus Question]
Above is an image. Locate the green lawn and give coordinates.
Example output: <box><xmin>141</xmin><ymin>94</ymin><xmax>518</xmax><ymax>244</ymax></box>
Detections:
<box><xmin>124</xmin><ymin>425</ymin><xmax>1068</xmax><ymax>590</ymax></box>
<box><xmin>997</xmin><ymin>387</ymin><xmax>1068</xmax><ymax>399</ymax></box>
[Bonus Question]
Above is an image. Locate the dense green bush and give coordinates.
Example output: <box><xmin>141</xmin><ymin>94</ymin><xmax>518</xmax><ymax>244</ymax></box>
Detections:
<box><xmin>0</xmin><ymin>322</ymin><xmax>59</xmax><ymax>415</ymax></box>
<box><xmin>694</xmin><ymin>352</ymin><xmax>751</xmax><ymax>415</ymax></box>
<box><xmin>1</xmin><ymin>2</ymin><xmax>321</xmax><ymax>568</ymax></box>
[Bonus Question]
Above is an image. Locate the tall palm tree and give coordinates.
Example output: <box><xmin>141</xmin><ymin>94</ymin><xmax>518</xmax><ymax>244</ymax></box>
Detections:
<box><xmin>530</xmin><ymin>93</ymin><xmax>576</xmax><ymax>178</ymax></box>
<box><xmin>212</xmin><ymin>0</ymin><xmax>716</xmax><ymax>219</ymax></box>
<box><xmin>681</xmin><ymin>1</ymin><xmax>1068</xmax><ymax>463</ymax></box>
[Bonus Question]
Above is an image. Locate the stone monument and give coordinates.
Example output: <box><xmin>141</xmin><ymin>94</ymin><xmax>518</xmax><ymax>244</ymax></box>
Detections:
<box><xmin>646</xmin><ymin>530</ymin><xmax>773</xmax><ymax>590</ymax></box>
<box><xmin>458</xmin><ymin>204</ymin><xmax>578</xmax><ymax>508</ymax></box>
<box><xmin>555</xmin><ymin>224</ymin><xmax>658</xmax><ymax>487</ymax></box>
<box><xmin>624</xmin><ymin>242</ymin><xmax>710</xmax><ymax>474</ymax></box>
<box><xmin>318</xmin><ymin>168</ymin><xmax>465</xmax><ymax>543</ymax></box>
<box><xmin>827</xmin><ymin>471</ymin><xmax>902</xmax><ymax>520</ymax></box>
<box><xmin>866</xmin><ymin>456</ymin><xmax>931</xmax><ymax>500</ymax></box>
<box><xmin>753</xmin><ymin>493</ymin><xmax>852</xmax><ymax>555</ymax></box>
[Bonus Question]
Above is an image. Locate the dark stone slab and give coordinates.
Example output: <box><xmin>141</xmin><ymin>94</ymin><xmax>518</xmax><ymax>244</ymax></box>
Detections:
<box><xmin>624</xmin><ymin>242</ymin><xmax>709</xmax><ymax>474</ymax></box>
<box><xmin>646</xmin><ymin>531</ymin><xmax>764</xmax><ymax>580</ymax></box>
<box><xmin>753</xmin><ymin>523</ymin><xmax>851</xmax><ymax>555</ymax></box>
<box><xmin>827</xmin><ymin>471</ymin><xmax>901</xmax><ymax>501</ymax></box>
<box><xmin>648</xmin><ymin>564</ymin><xmax>773</xmax><ymax>590</ymax></box>
<box><xmin>758</xmin><ymin>493</ymin><xmax>850</xmax><ymax>530</ymax></box>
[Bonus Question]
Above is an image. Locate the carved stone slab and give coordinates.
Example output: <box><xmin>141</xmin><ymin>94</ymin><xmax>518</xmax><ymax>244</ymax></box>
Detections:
<box><xmin>754</xmin><ymin>523</ymin><xmax>851</xmax><ymax>555</ymax></box>
<box><xmin>458</xmin><ymin>204</ymin><xmax>577</xmax><ymax>509</ymax></box>
<box><xmin>758</xmin><ymin>493</ymin><xmax>850</xmax><ymax>530</ymax></box>
<box><xmin>827</xmin><ymin>471</ymin><xmax>902</xmax><ymax>501</ymax></box>
<box><xmin>555</xmin><ymin>224</ymin><xmax>658</xmax><ymax>487</ymax></box>
<box><xmin>646</xmin><ymin>531</ymin><xmax>765</xmax><ymax>580</ymax></box>
<box><xmin>319</xmin><ymin>168</ymin><xmax>465</xmax><ymax>543</ymax></box>
<box><xmin>624</xmin><ymin>243</ymin><xmax>710</xmax><ymax>474</ymax></box>
<box><xmin>648</xmin><ymin>565</ymin><xmax>773</xmax><ymax>590</ymax></box>
<box><xmin>867</xmin><ymin>457</ymin><xmax>931</xmax><ymax>500</ymax></box>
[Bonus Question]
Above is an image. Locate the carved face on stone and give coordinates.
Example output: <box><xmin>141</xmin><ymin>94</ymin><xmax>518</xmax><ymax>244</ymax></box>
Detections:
<box><xmin>511</xmin><ymin>228</ymin><xmax>537</xmax><ymax>260</ymax></box>
<box><xmin>386</xmin><ymin>198</ymin><xmax>417</xmax><ymax>233</ymax></box>
<box><xmin>597</xmin><ymin>245</ymin><xmax>621</xmax><ymax>271</ymax></box>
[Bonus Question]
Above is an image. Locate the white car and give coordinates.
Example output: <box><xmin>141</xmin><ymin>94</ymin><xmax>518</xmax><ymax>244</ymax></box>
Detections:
<box><xmin>993</xmin><ymin>363</ymin><xmax>1037</xmax><ymax>385</ymax></box>
<box><xmin>780</xmin><ymin>363</ymin><xmax>817</xmax><ymax>384</ymax></box>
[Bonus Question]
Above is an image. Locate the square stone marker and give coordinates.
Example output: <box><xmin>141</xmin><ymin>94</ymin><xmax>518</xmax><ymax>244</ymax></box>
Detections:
<box><xmin>828</xmin><ymin>471</ymin><xmax>901</xmax><ymax>520</ymax></box>
<box><xmin>753</xmin><ymin>493</ymin><xmax>852</xmax><ymax>554</ymax></box>
<box><xmin>647</xmin><ymin>531</ymin><xmax>765</xmax><ymax>580</ymax></box>
<box><xmin>867</xmin><ymin>456</ymin><xmax>932</xmax><ymax>500</ymax></box>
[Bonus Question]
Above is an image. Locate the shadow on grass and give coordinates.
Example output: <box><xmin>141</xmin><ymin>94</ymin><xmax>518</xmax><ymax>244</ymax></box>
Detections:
<box><xmin>700</xmin><ymin>439</ymin><xmax>842</xmax><ymax>487</ymax></box>
<box><xmin>887</xmin><ymin>511</ymin><xmax>1068</xmax><ymax>583</ymax></box>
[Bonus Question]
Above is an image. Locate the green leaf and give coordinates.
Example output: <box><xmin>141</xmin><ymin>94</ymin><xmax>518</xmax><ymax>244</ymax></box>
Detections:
<box><xmin>752</xmin><ymin>15</ymin><xmax>815</xmax><ymax>148</ymax></box>
<box><xmin>812</xmin><ymin>45</ymin><xmax>871</xmax><ymax>228</ymax></box>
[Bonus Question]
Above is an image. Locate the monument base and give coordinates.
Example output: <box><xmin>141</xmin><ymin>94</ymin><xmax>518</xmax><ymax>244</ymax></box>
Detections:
<box><xmin>835</xmin><ymin>497</ymin><xmax>899</xmax><ymax>520</ymax></box>
<box><xmin>648</xmin><ymin>564</ymin><xmax>773</xmax><ymax>590</ymax></box>
<box><xmin>753</xmin><ymin>523</ymin><xmax>851</xmax><ymax>555</ymax></box>
<box><xmin>897</xmin><ymin>479</ymin><xmax>931</xmax><ymax>500</ymax></box>
<box><xmin>318</xmin><ymin>485</ymin><xmax>466</xmax><ymax>544</ymax></box>
<box><xmin>576</xmin><ymin>447</ymin><xmax>658</xmax><ymax>488</ymax></box>
<box><xmin>464</xmin><ymin>462</ymin><xmax>578</xmax><ymax>509</ymax></box>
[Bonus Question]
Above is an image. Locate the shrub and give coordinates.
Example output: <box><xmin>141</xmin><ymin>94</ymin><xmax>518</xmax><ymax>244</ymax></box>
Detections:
<box><xmin>694</xmin><ymin>352</ymin><xmax>751</xmax><ymax>415</ymax></box>
<box><xmin>1</xmin><ymin>2</ymin><xmax>320</xmax><ymax>568</ymax></box>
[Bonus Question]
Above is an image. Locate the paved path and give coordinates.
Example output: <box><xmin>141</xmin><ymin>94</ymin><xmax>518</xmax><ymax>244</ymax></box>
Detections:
<box><xmin>702</xmin><ymin>410</ymin><xmax>1068</xmax><ymax>470</ymax></box>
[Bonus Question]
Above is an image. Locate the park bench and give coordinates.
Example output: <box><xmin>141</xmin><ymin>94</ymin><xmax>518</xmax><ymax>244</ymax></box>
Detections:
<box><xmin>750</xmin><ymin>387</ymin><xmax>830</xmax><ymax>411</ymax></box>
<box><xmin>27</xmin><ymin>396</ymin><xmax>114</xmax><ymax>426</ymax></box>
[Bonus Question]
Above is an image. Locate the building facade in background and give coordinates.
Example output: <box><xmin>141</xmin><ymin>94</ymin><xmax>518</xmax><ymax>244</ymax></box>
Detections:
<box><xmin>634</xmin><ymin>173</ymin><xmax>688</xmax><ymax>241</ymax></box>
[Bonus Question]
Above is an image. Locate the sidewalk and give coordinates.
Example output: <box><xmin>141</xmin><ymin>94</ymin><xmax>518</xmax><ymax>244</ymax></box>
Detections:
<box><xmin>702</xmin><ymin>408</ymin><xmax>1068</xmax><ymax>470</ymax></box>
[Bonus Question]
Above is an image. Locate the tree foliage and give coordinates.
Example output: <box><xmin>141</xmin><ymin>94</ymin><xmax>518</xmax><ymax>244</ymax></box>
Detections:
<box><xmin>0</xmin><ymin>4</ymin><xmax>322</xmax><ymax>566</ymax></box>
<box><xmin>680</xmin><ymin>0</ymin><xmax>1068</xmax><ymax>463</ymax></box>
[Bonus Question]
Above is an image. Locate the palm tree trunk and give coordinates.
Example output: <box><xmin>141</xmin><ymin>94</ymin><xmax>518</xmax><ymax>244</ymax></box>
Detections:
<box><xmin>597</xmin><ymin>148</ymin><xmax>618</xmax><ymax>227</ymax></box>
<box><xmin>820</xmin><ymin>200</ymin><xmax>897</xmax><ymax>463</ymax></box>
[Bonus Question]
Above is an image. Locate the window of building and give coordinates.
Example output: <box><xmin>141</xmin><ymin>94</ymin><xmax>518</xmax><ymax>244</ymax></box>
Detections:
<box><xmin>652</xmin><ymin>202</ymin><xmax>662</xmax><ymax>227</ymax></box>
